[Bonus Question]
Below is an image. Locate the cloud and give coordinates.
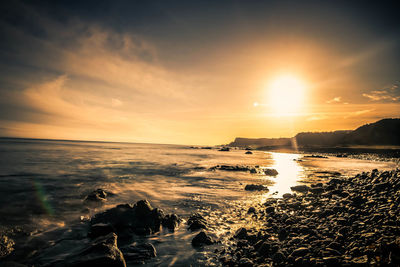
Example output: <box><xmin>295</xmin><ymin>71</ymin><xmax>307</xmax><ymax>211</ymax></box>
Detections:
<box><xmin>362</xmin><ymin>81</ymin><xmax>400</xmax><ymax>102</ymax></box>
<box><xmin>343</xmin><ymin>109</ymin><xmax>374</xmax><ymax>119</ymax></box>
<box><xmin>326</xmin><ymin>97</ymin><xmax>341</xmax><ymax>103</ymax></box>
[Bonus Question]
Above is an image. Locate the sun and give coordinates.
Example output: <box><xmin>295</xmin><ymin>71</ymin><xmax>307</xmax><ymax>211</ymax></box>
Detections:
<box><xmin>267</xmin><ymin>74</ymin><xmax>306</xmax><ymax>116</ymax></box>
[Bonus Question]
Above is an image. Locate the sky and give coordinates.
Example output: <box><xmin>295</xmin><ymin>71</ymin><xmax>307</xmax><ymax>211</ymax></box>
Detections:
<box><xmin>0</xmin><ymin>0</ymin><xmax>399</xmax><ymax>145</ymax></box>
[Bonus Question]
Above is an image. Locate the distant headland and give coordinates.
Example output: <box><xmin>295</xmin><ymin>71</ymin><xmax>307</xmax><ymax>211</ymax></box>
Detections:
<box><xmin>229</xmin><ymin>118</ymin><xmax>400</xmax><ymax>150</ymax></box>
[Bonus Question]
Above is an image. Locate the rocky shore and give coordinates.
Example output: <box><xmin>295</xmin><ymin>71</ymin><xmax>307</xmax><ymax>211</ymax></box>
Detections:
<box><xmin>1</xmin><ymin>169</ymin><xmax>399</xmax><ymax>266</ymax></box>
<box><xmin>218</xmin><ymin>169</ymin><xmax>400</xmax><ymax>266</ymax></box>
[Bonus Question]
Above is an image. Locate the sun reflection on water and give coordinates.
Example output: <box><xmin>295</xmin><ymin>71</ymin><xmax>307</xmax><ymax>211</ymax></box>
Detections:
<box><xmin>263</xmin><ymin>152</ymin><xmax>305</xmax><ymax>199</ymax></box>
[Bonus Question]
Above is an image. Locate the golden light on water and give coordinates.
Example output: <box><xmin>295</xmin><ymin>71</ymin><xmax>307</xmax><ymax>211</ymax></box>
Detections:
<box><xmin>267</xmin><ymin>74</ymin><xmax>307</xmax><ymax>117</ymax></box>
<box><xmin>261</xmin><ymin>152</ymin><xmax>305</xmax><ymax>201</ymax></box>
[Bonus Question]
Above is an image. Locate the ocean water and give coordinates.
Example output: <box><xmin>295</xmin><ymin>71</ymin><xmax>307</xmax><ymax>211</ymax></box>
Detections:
<box><xmin>0</xmin><ymin>138</ymin><xmax>398</xmax><ymax>266</ymax></box>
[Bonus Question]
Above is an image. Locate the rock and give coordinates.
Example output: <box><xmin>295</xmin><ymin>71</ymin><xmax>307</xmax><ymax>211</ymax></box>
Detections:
<box><xmin>290</xmin><ymin>247</ymin><xmax>310</xmax><ymax>257</ymax></box>
<box><xmin>234</xmin><ymin>228</ymin><xmax>248</xmax><ymax>239</ymax></box>
<box><xmin>373</xmin><ymin>182</ymin><xmax>390</xmax><ymax>192</ymax></box>
<box><xmin>310</xmin><ymin>187</ymin><xmax>324</xmax><ymax>194</ymax></box>
<box><xmin>245</xmin><ymin>151</ymin><xmax>253</xmax><ymax>154</ymax></box>
<box><xmin>265</xmin><ymin>206</ymin><xmax>275</xmax><ymax>213</ymax></box>
<box><xmin>247</xmin><ymin>207</ymin><xmax>256</xmax><ymax>214</ymax></box>
<box><xmin>272</xmin><ymin>251</ymin><xmax>286</xmax><ymax>264</ymax></box>
<box><xmin>0</xmin><ymin>235</ymin><xmax>15</xmax><ymax>258</ymax></box>
<box><xmin>162</xmin><ymin>214</ymin><xmax>181</xmax><ymax>231</ymax></box>
<box><xmin>238</xmin><ymin>257</ymin><xmax>253</xmax><ymax>267</ymax></box>
<box><xmin>191</xmin><ymin>231</ymin><xmax>214</xmax><ymax>247</ymax></box>
<box><xmin>303</xmin><ymin>154</ymin><xmax>328</xmax><ymax>159</ymax></box>
<box><xmin>90</xmin><ymin>200</ymin><xmax>165</xmax><ymax>236</ymax></box>
<box><xmin>85</xmin><ymin>189</ymin><xmax>109</xmax><ymax>202</ymax></box>
<box><xmin>187</xmin><ymin>213</ymin><xmax>207</xmax><ymax>231</ymax></box>
<box><xmin>290</xmin><ymin>185</ymin><xmax>310</xmax><ymax>193</ymax></box>
<box><xmin>65</xmin><ymin>233</ymin><xmax>126</xmax><ymax>267</ymax></box>
<box><xmin>245</xmin><ymin>184</ymin><xmax>268</xmax><ymax>191</ymax></box>
<box><xmin>351</xmin><ymin>255</ymin><xmax>368</xmax><ymax>265</ymax></box>
<box><xmin>218</xmin><ymin>147</ymin><xmax>230</xmax><ymax>151</ymax></box>
<box><xmin>88</xmin><ymin>223</ymin><xmax>114</xmax><ymax>239</ymax></box>
<box><xmin>264</xmin><ymin>168</ymin><xmax>279</xmax><ymax>176</ymax></box>
<box><xmin>282</xmin><ymin>193</ymin><xmax>293</xmax><ymax>199</ymax></box>
<box><xmin>122</xmin><ymin>243</ymin><xmax>156</xmax><ymax>263</ymax></box>
<box><xmin>278</xmin><ymin>228</ymin><xmax>288</xmax><ymax>241</ymax></box>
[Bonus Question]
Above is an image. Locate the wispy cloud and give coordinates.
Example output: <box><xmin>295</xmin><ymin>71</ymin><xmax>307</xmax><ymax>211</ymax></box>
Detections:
<box><xmin>362</xmin><ymin>81</ymin><xmax>400</xmax><ymax>102</ymax></box>
<box><xmin>326</xmin><ymin>97</ymin><xmax>342</xmax><ymax>103</ymax></box>
<box><xmin>344</xmin><ymin>109</ymin><xmax>374</xmax><ymax>119</ymax></box>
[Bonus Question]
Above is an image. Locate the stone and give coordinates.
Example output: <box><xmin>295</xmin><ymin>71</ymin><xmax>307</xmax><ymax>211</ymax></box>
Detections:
<box><xmin>264</xmin><ymin>168</ymin><xmax>279</xmax><ymax>176</ymax></box>
<box><xmin>290</xmin><ymin>247</ymin><xmax>310</xmax><ymax>257</ymax></box>
<box><xmin>247</xmin><ymin>207</ymin><xmax>256</xmax><ymax>214</ymax></box>
<box><xmin>65</xmin><ymin>233</ymin><xmax>126</xmax><ymax>267</ymax></box>
<box><xmin>122</xmin><ymin>243</ymin><xmax>156</xmax><ymax>262</ymax></box>
<box><xmin>238</xmin><ymin>257</ymin><xmax>253</xmax><ymax>267</ymax></box>
<box><xmin>278</xmin><ymin>228</ymin><xmax>288</xmax><ymax>241</ymax></box>
<box><xmin>234</xmin><ymin>228</ymin><xmax>248</xmax><ymax>239</ymax></box>
<box><xmin>245</xmin><ymin>151</ymin><xmax>253</xmax><ymax>154</ymax></box>
<box><xmin>0</xmin><ymin>235</ymin><xmax>15</xmax><ymax>258</ymax></box>
<box><xmin>162</xmin><ymin>214</ymin><xmax>181</xmax><ymax>231</ymax></box>
<box><xmin>88</xmin><ymin>223</ymin><xmax>114</xmax><ymax>239</ymax></box>
<box><xmin>290</xmin><ymin>185</ymin><xmax>310</xmax><ymax>193</ymax></box>
<box><xmin>245</xmin><ymin>184</ymin><xmax>268</xmax><ymax>191</ymax></box>
<box><xmin>85</xmin><ymin>189</ymin><xmax>108</xmax><ymax>202</ymax></box>
<box><xmin>90</xmin><ymin>200</ymin><xmax>165</xmax><ymax>236</ymax></box>
<box><xmin>191</xmin><ymin>231</ymin><xmax>214</xmax><ymax>247</ymax></box>
<box><xmin>187</xmin><ymin>213</ymin><xmax>207</xmax><ymax>231</ymax></box>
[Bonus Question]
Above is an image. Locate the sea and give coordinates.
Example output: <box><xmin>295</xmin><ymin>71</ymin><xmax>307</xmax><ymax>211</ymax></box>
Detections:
<box><xmin>0</xmin><ymin>138</ymin><xmax>398</xmax><ymax>266</ymax></box>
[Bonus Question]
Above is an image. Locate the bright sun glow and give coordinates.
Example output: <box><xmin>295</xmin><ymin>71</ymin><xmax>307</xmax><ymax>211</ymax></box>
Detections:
<box><xmin>267</xmin><ymin>74</ymin><xmax>306</xmax><ymax>116</ymax></box>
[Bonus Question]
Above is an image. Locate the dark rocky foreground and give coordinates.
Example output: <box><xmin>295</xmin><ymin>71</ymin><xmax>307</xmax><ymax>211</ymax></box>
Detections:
<box><xmin>1</xmin><ymin>169</ymin><xmax>400</xmax><ymax>266</ymax></box>
<box><xmin>218</xmin><ymin>169</ymin><xmax>400</xmax><ymax>266</ymax></box>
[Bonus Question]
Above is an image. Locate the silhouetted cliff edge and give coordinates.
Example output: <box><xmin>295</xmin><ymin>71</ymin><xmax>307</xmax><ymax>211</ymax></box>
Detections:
<box><xmin>229</xmin><ymin>118</ymin><xmax>400</xmax><ymax>149</ymax></box>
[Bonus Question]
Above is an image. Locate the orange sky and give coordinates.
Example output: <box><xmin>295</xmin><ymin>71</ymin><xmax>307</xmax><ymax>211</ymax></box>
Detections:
<box><xmin>0</xmin><ymin>1</ymin><xmax>399</xmax><ymax>145</ymax></box>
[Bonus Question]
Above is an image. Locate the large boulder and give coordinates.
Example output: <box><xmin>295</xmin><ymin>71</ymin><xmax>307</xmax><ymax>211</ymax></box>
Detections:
<box><xmin>187</xmin><ymin>213</ymin><xmax>207</xmax><ymax>231</ymax></box>
<box><xmin>90</xmin><ymin>200</ymin><xmax>164</xmax><ymax>236</ymax></box>
<box><xmin>191</xmin><ymin>231</ymin><xmax>214</xmax><ymax>247</ymax></box>
<box><xmin>64</xmin><ymin>233</ymin><xmax>126</xmax><ymax>267</ymax></box>
<box><xmin>162</xmin><ymin>214</ymin><xmax>181</xmax><ymax>232</ymax></box>
<box><xmin>121</xmin><ymin>243</ymin><xmax>156</xmax><ymax>264</ymax></box>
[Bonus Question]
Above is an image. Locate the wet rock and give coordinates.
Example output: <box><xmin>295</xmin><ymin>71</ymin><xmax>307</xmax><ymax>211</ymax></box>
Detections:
<box><xmin>290</xmin><ymin>247</ymin><xmax>309</xmax><ymax>257</ymax></box>
<box><xmin>0</xmin><ymin>235</ymin><xmax>15</xmax><ymax>258</ymax></box>
<box><xmin>247</xmin><ymin>207</ymin><xmax>256</xmax><ymax>214</ymax></box>
<box><xmin>290</xmin><ymin>185</ymin><xmax>310</xmax><ymax>193</ymax></box>
<box><xmin>122</xmin><ymin>243</ymin><xmax>156</xmax><ymax>263</ymax></box>
<box><xmin>238</xmin><ymin>257</ymin><xmax>253</xmax><ymax>267</ymax></box>
<box><xmin>303</xmin><ymin>154</ymin><xmax>328</xmax><ymax>159</ymax></box>
<box><xmin>265</xmin><ymin>206</ymin><xmax>275</xmax><ymax>213</ymax></box>
<box><xmin>192</xmin><ymin>231</ymin><xmax>214</xmax><ymax>247</ymax></box>
<box><xmin>264</xmin><ymin>168</ymin><xmax>278</xmax><ymax>176</ymax></box>
<box><xmin>351</xmin><ymin>255</ymin><xmax>368</xmax><ymax>265</ymax></box>
<box><xmin>245</xmin><ymin>184</ymin><xmax>268</xmax><ymax>191</ymax></box>
<box><xmin>162</xmin><ymin>214</ymin><xmax>181</xmax><ymax>231</ymax></box>
<box><xmin>64</xmin><ymin>233</ymin><xmax>126</xmax><ymax>267</ymax></box>
<box><xmin>90</xmin><ymin>200</ymin><xmax>165</xmax><ymax>236</ymax></box>
<box><xmin>272</xmin><ymin>251</ymin><xmax>286</xmax><ymax>264</ymax></box>
<box><xmin>187</xmin><ymin>213</ymin><xmax>207</xmax><ymax>231</ymax></box>
<box><xmin>278</xmin><ymin>228</ymin><xmax>288</xmax><ymax>241</ymax></box>
<box><xmin>310</xmin><ymin>187</ymin><xmax>324</xmax><ymax>194</ymax></box>
<box><xmin>85</xmin><ymin>189</ymin><xmax>109</xmax><ymax>202</ymax></box>
<box><xmin>234</xmin><ymin>227</ymin><xmax>248</xmax><ymax>239</ymax></box>
<box><xmin>88</xmin><ymin>223</ymin><xmax>114</xmax><ymax>239</ymax></box>
<box><xmin>245</xmin><ymin>151</ymin><xmax>253</xmax><ymax>154</ymax></box>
